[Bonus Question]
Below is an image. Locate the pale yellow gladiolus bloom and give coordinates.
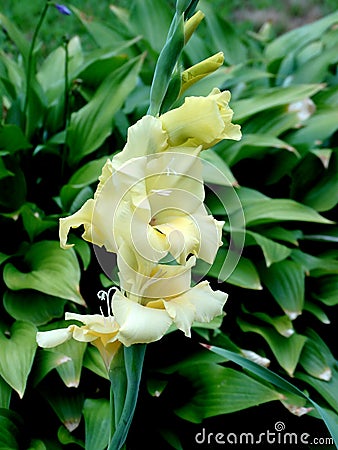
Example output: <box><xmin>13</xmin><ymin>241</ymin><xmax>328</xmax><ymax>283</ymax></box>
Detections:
<box><xmin>160</xmin><ymin>88</ymin><xmax>241</xmax><ymax>149</ymax></box>
<box><xmin>60</xmin><ymin>146</ymin><xmax>224</xmax><ymax>265</ymax></box>
<box><xmin>36</xmin><ymin>311</ymin><xmax>121</xmax><ymax>369</ymax></box>
<box><xmin>111</xmin><ymin>243</ymin><xmax>227</xmax><ymax>346</ymax></box>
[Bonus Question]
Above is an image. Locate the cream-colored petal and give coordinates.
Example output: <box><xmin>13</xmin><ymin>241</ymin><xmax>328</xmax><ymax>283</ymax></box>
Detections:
<box><xmin>65</xmin><ymin>312</ymin><xmax>118</xmax><ymax>334</ymax></box>
<box><xmin>160</xmin><ymin>96</ymin><xmax>224</xmax><ymax>148</ymax></box>
<box><xmin>164</xmin><ymin>296</ymin><xmax>196</xmax><ymax>337</ymax></box>
<box><xmin>112</xmin><ymin>290</ymin><xmax>172</xmax><ymax>346</ymax></box>
<box><xmin>112</xmin><ymin>115</ymin><xmax>168</xmax><ymax>168</ymax></box>
<box><xmin>59</xmin><ymin>199</ymin><xmax>95</xmax><ymax>249</ymax></box>
<box><xmin>36</xmin><ymin>327</ymin><xmax>73</xmax><ymax>348</ymax></box>
<box><xmin>186</xmin><ymin>280</ymin><xmax>228</xmax><ymax>323</ymax></box>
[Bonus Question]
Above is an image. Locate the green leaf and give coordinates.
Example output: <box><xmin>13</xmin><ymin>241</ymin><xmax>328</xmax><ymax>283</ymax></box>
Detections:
<box><xmin>32</xmin><ymin>349</ymin><xmax>72</xmax><ymax>387</ymax></box>
<box><xmin>0</xmin><ymin>321</ymin><xmax>37</xmax><ymax>398</ymax></box>
<box><xmin>41</xmin><ymin>383</ymin><xmax>84</xmax><ymax>432</ymax></box>
<box><xmin>0</xmin><ymin>125</ymin><xmax>31</xmax><ymax>153</ymax></box>
<box><xmin>3</xmin><ymin>290</ymin><xmax>65</xmax><ymax>325</ymax></box>
<box><xmin>3</xmin><ymin>240</ymin><xmax>85</xmax><ymax>305</ymax></box>
<box><xmin>233</xmin><ymin>84</ymin><xmax>323</xmax><ymax>121</ymax></box>
<box><xmin>51</xmin><ymin>340</ymin><xmax>87</xmax><ymax>388</ymax></box>
<box><xmin>259</xmin><ymin>260</ymin><xmax>305</xmax><ymax>319</ymax></box>
<box><xmin>244</xmin><ymin>308</ymin><xmax>295</xmax><ymax>338</ymax></box>
<box><xmin>67</xmin><ymin>54</ymin><xmax>144</xmax><ymax>165</ymax></box>
<box><xmin>201</xmin><ymin>3</ymin><xmax>247</xmax><ymax>65</ymax></box>
<box><xmin>296</xmin><ymin>370</ymin><xmax>338</xmax><ymax>415</ymax></box>
<box><xmin>299</xmin><ymin>335</ymin><xmax>333</xmax><ymax>381</ymax></box>
<box><xmin>198</xmin><ymin>249</ymin><xmax>262</xmax><ymax>289</ymax></box>
<box><xmin>220</xmin><ymin>133</ymin><xmax>297</xmax><ymax>167</ymax></box>
<box><xmin>205</xmin><ymin>346</ymin><xmax>338</xmax><ymax>447</ymax></box>
<box><xmin>70</xmin><ymin>6</ymin><xmax>129</xmax><ymax>49</ymax></box>
<box><xmin>83</xmin><ymin>399</ymin><xmax>110</xmax><ymax>450</ymax></box>
<box><xmin>238</xmin><ymin>318</ymin><xmax>306</xmax><ymax>376</ymax></box>
<box><xmin>0</xmin><ymin>408</ymin><xmax>23</xmax><ymax>450</ymax></box>
<box><xmin>0</xmin><ymin>376</ymin><xmax>11</xmax><ymax>409</ymax></box>
<box><xmin>60</xmin><ymin>155</ymin><xmax>109</xmax><ymax>210</ymax></box>
<box><xmin>302</xmin><ymin>154</ymin><xmax>338</xmax><ymax>212</ymax></box>
<box><xmin>265</xmin><ymin>10</ymin><xmax>338</xmax><ymax>61</ymax></box>
<box><xmin>200</xmin><ymin>149</ymin><xmax>238</xmax><ymax>186</ymax></box>
<box><xmin>0</xmin><ymin>13</ymin><xmax>30</xmax><ymax>63</ymax></box>
<box><xmin>20</xmin><ymin>203</ymin><xmax>56</xmax><ymax>241</ymax></box>
<box><xmin>174</xmin><ymin>363</ymin><xmax>280</xmax><ymax>423</ymax></box>
<box><xmin>238</xmin><ymin>198</ymin><xmax>332</xmax><ymax>226</ymax></box>
<box><xmin>313</xmin><ymin>275</ymin><xmax>338</xmax><ymax>306</ymax></box>
<box><xmin>245</xmin><ymin>230</ymin><xmax>292</xmax><ymax>267</ymax></box>
<box><xmin>58</xmin><ymin>426</ymin><xmax>85</xmax><ymax>448</ymax></box>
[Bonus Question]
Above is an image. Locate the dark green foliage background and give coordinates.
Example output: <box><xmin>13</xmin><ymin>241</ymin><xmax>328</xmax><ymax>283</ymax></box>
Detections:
<box><xmin>0</xmin><ymin>1</ymin><xmax>337</xmax><ymax>449</ymax></box>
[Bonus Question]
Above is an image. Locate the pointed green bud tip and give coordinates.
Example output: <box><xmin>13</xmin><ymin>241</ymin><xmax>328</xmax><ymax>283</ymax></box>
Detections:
<box><xmin>184</xmin><ymin>10</ymin><xmax>205</xmax><ymax>43</ymax></box>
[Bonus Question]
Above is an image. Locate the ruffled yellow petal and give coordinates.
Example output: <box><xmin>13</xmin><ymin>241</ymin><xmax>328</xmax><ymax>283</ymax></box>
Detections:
<box><xmin>160</xmin><ymin>88</ymin><xmax>241</xmax><ymax>150</ymax></box>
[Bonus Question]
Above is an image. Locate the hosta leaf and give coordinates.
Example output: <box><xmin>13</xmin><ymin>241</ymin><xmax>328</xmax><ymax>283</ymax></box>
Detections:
<box><xmin>291</xmin><ymin>249</ymin><xmax>338</xmax><ymax>276</ymax></box>
<box><xmin>299</xmin><ymin>337</ymin><xmax>332</xmax><ymax>381</ymax></box>
<box><xmin>3</xmin><ymin>240</ymin><xmax>85</xmax><ymax>305</ymax></box>
<box><xmin>304</xmin><ymin>300</ymin><xmax>330</xmax><ymax>324</ymax></box>
<box><xmin>239</xmin><ymin>198</ymin><xmax>332</xmax><ymax>226</ymax></box>
<box><xmin>233</xmin><ymin>84</ymin><xmax>323</xmax><ymax>121</ymax></box>
<box><xmin>0</xmin><ymin>408</ymin><xmax>24</xmax><ymax>449</ymax></box>
<box><xmin>205</xmin><ymin>346</ymin><xmax>338</xmax><ymax>447</ymax></box>
<box><xmin>296</xmin><ymin>370</ymin><xmax>338</xmax><ymax>415</ymax></box>
<box><xmin>58</xmin><ymin>426</ymin><xmax>85</xmax><ymax>448</ymax></box>
<box><xmin>203</xmin><ymin>9</ymin><xmax>247</xmax><ymax>65</ymax></box>
<box><xmin>302</xmin><ymin>156</ymin><xmax>338</xmax><ymax>212</ymax></box>
<box><xmin>70</xmin><ymin>6</ymin><xmax>128</xmax><ymax>48</ymax></box>
<box><xmin>41</xmin><ymin>383</ymin><xmax>84</xmax><ymax>432</ymax></box>
<box><xmin>53</xmin><ymin>340</ymin><xmax>87</xmax><ymax>388</ymax></box>
<box><xmin>266</xmin><ymin>10</ymin><xmax>338</xmax><ymax>61</ymax></box>
<box><xmin>3</xmin><ymin>290</ymin><xmax>65</xmax><ymax>325</ymax></box>
<box><xmin>175</xmin><ymin>364</ymin><xmax>280</xmax><ymax>423</ymax></box>
<box><xmin>259</xmin><ymin>260</ymin><xmax>305</xmax><ymax>319</ymax></box>
<box><xmin>202</xmin><ymin>250</ymin><xmax>262</xmax><ymax>289</ymax></box>
<box><xmin>67</xmin><ymin>54</ymin><xmax>144</xmax><ymax>165</ymax></box>
<box><xmin>0</xmin><ymin>124</ymin><xmax>31</xmax><ymax>153</ymax></box>
<box><xmin>220</xmin><ymin>133</ymin><xmax>297</xmax><ymax>166</ymax></box>
<box><xmin>83</xmin><ymin>399</ymin><xmax>110</xmax><ymax>450</ymax></box>
<box><xmin>0</xmin><ymin>376</ymin><xmax>11</xmax><ymax>409</ymax></box>
<box><xmin>287</xmin><ymin>107</ymin><xmax>338</xmax><ymax>147</ymax></box>
<box><xmin>238</xmin><ymin>317</ymin><xmax>306</xmax><ymax>376</ymax></box>
<box><xmin>32</xmin><ymin>349</ymin><xmax>72</xmax><ymax>387</ymax></box>
<box><xmin>244</xmin><ymin>308</ymin><xmax>295</xmax><ymax>338</ymax></box>
<box><xmin>20</xmin><ymin>203</ymin><xmax>56</xmax><ymax>241</ymax></box>
<box><xmin>200</xmin><ymin>149</ymin><xmax>238</xmax><ymax>186</ymax></box>
<box><xmin>313</xmin><ymin>275</ymin><xmax>338</xmax><ymax>306</ymax></box>
<box><xmin>245</xmin><ymin>230</ymin><xmax>292</xmax><ymax>267</ymax></box>
<box><xmin>0</xmin><ymin>13</ymin><xmax>30</xmax><ymax>63</ymax></box>
<box><xmin>0</xmin><ymin>321</ymin><xmax>37</xmax><ymax>398</ymax></box>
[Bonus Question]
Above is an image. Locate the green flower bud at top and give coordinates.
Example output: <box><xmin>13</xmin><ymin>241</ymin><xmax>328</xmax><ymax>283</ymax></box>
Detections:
<box><xmin>180</xmin><ymin>51</ymin><xmax>224</xmax><ymax>95</ymax></box>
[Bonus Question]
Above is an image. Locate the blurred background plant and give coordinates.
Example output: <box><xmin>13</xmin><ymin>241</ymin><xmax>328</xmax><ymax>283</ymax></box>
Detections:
<box><xmin>0</xmin><ymin>1</ymin><xmax>337</xmax><ymax>449</ymax></box>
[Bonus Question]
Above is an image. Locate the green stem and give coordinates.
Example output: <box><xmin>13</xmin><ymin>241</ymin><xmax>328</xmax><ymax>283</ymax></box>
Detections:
<box><xmin>108</xmin><ymin>344</ymin><xmax>147</xmax><ymax>450</ymax></box>
<box><xmin>61</xmin><ymin>35</ymin><xmax>70</xmax><ymax>178</ymax></box>
<box><xmin>24</xmin><ymin>1</ymin><xmax>50</xmax><ymax>134</ymax></box>
<box><xmin>108</xmin><ymin>345</ymin><xmax>127</xmax><ymax>442</ymax></box>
